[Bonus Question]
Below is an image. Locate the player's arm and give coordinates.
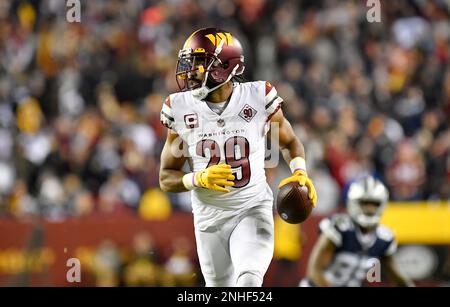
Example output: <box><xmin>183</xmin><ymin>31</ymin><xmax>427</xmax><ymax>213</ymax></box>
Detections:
<box><xmin>270</xmin><ymin>108</ymin><xmax>305</xmax><ymax>163</ymax></box>
<box><xmin>159</xmin><ymin>129</ymin><xmax>189</xmax><ymax>192</ymax></box>
<box><xmin>270</xmin><ymin>108</ymin><xmax>317</xmax><ymax>206</ymax></box>
<box><xmin>381</xmin><ymin>255</ymin><xmax>414</xmax><ymax>287</ymax></box>
<box><xmin>159</xmin><ymin>130</ymin><xmax>235</xmax><ymax>193</ymax></box>
<box><xmin>306</xmin><ymin>234</ymin><xmax>335</xmax><ymax>287</ymax></box>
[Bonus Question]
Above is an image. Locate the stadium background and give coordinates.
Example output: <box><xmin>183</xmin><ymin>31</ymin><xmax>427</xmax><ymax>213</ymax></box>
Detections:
<box><xmin>0</xmin><ymin>0</ymin><xmax>449</xmax><ymax>286</ymax></box>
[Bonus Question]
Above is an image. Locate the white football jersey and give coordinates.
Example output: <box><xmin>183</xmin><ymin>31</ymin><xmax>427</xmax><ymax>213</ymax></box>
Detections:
<box><xmin>161</xmin><ymin>81</ymin><xmax>283</xmax><ymax>214</ymax></box>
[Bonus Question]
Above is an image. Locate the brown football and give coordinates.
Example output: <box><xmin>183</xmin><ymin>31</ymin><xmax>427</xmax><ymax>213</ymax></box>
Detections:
<box><xmin>276</xmin><ymin>182</ymin><xmax>314</xmax><ymax>224</ymax></box>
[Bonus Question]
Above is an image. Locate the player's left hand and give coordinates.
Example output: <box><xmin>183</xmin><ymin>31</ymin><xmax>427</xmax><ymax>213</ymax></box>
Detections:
<box><xmin>278</xmin><ymin>170</ymin><xmax>317</xmax><ymax>207</ymax></box>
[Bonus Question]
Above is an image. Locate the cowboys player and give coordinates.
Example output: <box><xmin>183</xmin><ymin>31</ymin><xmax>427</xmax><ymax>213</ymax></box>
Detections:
<box><xmin>301</xmin><ymin>176</ymin><xmax>414</xmax><ymax>287</ymax></box>
<box><xmin>159</xmin><ymin>28</ymin><xmax>317</xmax><ymax>286</ymax></box>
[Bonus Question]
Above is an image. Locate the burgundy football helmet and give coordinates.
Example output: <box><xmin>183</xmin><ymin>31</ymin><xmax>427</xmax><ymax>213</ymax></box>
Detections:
<box><xmin>176</xmin><ymin>28</ymin><xmax>245</xmax><ymax>95</ymax></box>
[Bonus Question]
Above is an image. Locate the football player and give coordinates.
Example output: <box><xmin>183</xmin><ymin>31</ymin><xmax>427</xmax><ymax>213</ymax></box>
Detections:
<box><xmin>301</xmin><ymin>176</ymin><xmax>414</xmax><ymax>287</ymax></box>
<box><xmin>159</xmin><ymin>28</ymin><xmax>317</xmax><ymax>287</ymax></box>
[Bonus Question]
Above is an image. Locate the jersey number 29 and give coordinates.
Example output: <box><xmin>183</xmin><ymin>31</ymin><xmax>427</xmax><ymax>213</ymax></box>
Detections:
<box><xmin>196</xmin><ymin>136</ymin><xmax>250</xmax><ymax>188</ymax></box>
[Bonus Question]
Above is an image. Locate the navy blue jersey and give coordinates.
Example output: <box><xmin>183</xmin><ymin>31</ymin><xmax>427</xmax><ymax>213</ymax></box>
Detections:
<box><xmin>302</xmin><ymin>213</ymin><xmax>397</xmax><ymax>287</ymax></box>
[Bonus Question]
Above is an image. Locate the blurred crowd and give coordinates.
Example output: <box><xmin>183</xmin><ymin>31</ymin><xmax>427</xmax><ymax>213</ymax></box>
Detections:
<box><xmin>0</xmin><ymin>0</ymin><xmax>449</xmax><ymax>220</ymax></box>
<box><xmin>81</xmin><ymin>232</ymin><xmax>200</xmax><ymax>286</ymax></box>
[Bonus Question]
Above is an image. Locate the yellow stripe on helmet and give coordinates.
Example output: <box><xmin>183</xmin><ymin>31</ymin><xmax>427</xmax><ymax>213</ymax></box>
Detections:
<box><xmin>183</xmin><ymin>28</ymin><xmax>203</xmax><ymax>49</ymax></box>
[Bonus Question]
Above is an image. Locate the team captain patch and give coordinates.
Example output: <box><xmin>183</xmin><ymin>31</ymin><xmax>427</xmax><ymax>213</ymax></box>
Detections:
<box><xmin>184</xmin><ymin>113</ymin><xmax>199</xmax><ymax>128</ymax></box>
<box><xmin>239</xmin><ymin>104</ymin><xmax>257</xmax><ymax>122</ymax></box>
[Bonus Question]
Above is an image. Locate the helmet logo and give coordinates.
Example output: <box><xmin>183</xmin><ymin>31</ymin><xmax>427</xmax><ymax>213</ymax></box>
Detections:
<box><xmin>205</xmin><ymin>32</ymin><xmax>233</xmax><ymax>46</ymax></box>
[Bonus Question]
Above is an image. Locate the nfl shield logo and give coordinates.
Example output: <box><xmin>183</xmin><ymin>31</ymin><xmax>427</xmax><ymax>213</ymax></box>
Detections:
<box><xmin>239</xmin><ymin>104</ymin><xmax>257</xmax><ymax>122</ymax></box>
<box><xmin>184</xmin><ymin>113</ymin><xmax>199</xmax><ymax>129</ymax></box>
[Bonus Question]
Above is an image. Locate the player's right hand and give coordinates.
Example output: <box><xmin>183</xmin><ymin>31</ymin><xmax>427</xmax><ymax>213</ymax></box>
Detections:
<box><xmin>195</xmin><ymin>164</ymin><xmax>235</xmax><ymax>193</ymax></box>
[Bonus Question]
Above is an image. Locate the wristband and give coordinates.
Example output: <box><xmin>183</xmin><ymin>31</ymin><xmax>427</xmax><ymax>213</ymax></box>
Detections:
<box><xmin>289</xmin><ymin>157</ymin><xmax>307</xmax><ymax>174</ymax></box>
<box><xmin>182</xmin><ymin>172</ymin><xmax>197</xmax><ymax>190</ymax></box>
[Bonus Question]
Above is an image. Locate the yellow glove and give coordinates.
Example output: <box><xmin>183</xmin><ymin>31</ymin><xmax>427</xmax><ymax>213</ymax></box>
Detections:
<box><xmin>195</xmin><ymin>164</ymin><xmax>235</xmax><ymax>193</ymax></box>
<box><xmin>278</xmin><ymin>170</ymin><xmax>317</xmax><ymax>207</ymax></box>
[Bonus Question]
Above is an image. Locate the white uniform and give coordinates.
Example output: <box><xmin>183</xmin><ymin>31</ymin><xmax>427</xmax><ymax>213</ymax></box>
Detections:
<box><xmin>161</xmin><ymin>81</ymin><xmax>283</xmax><ymax>286</ymax></box>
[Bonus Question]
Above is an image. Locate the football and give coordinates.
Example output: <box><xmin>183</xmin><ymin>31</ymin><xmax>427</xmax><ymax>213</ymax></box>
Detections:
<box><xmin>276</xmin><ymin>182</ymin><xmax>314</xmax><ymax>224</ymax></box>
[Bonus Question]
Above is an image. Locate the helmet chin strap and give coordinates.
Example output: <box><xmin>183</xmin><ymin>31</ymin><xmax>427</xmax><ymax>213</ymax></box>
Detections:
<box><xmin>191</xmin><ymin>38</ymin><xmax>239</xmax><ymax>100</ymax></box>
<box><xmin>191</xmin><ymin>64</ymin><xmax>240</xmax><ymax>100</ymax></box>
